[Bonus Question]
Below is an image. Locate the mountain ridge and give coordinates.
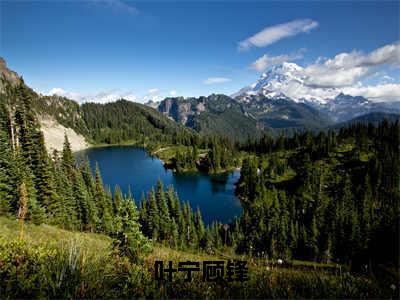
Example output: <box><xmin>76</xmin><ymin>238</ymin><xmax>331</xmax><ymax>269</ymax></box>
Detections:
<box><xmin>0</xmin><ymin>58</ymin><xmax>196</xmax><ymax>152</ymax></box>
<box><xmin>233</xmin><ymin>62</ymin><xmax>400</xmax><ymax>122</ymax></box>
<box><xmin>1</xmin><ymin>57</ymin><xmax>399</xmax><ymax>145</ymax></box>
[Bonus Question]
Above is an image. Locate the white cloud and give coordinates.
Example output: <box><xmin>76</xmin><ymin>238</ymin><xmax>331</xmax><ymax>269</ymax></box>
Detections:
<box><xmin>169</xmin><ymin>90</ymin><xmax>177</xmax><ymax>96</ymax></box>
<box><xmin>142</xmin><ymin>88</ymin><xmax>162</xmax><ymax>102</ymax></box>
<box><xmin>243</xmin><ymin>42</ymin><xmax>400</xmax><ymax>102</ymax></box>
<box><xmin>48</xmin><ymin>88</ymin><xmax>68</xmax><ymax>96</ymax></box>
<box><xmin>238</xmin><ymin>19</ymin><xmax>318</xmax><ymax>51</ymax></box>
<box><xmin>342</xmin><ymin>83</ymin><xmax>400</xmax><ymax>101</ymax></box>
<box><xmin>302</xmin><ymin>43</ymin><xmax>400</xmax><ymax>88</ymax></box>
<box><xmin>383</xmin><ymin>75</ymin><xmax>394</xmax><ymax>81</ymax></box>
<box><xmin>373</xmin><ymin>73</ymin><xmax>395</xmax><ymax>84</ymax></box>
<box><xmin>44</xmin><ymin>88</ymin><xmax>137</xmax><ymax>103</ymax></box>
<box><xmin>148</xmin><ymin>88</ymin><xmax>159</xmax><ymax>94</ymax></box>
<box><xmin>251</xmin><ymin>49</ymin><xmax>305</xmax><ymax>71</ymax></box>
<box><xmin>203</xmin><ymin>77</ymin><xmax>231</xmax><ymax>85</ymax></box>
<box><xmin>99</xmin><ymin>0</ymin><xmax>138</xmax><ymax>15</ymax></box>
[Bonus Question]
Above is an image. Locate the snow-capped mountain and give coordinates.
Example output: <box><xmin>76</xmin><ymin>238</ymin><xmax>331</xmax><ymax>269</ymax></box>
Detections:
<box><xmin>233</xmin><ymin>62</ymin><xmax>400</xmax><ymax>122</ymax></box>
<box><xmin>233</xmin><ymin>62</ymin><xmax>337</xmax><ymax>104</ymax></box>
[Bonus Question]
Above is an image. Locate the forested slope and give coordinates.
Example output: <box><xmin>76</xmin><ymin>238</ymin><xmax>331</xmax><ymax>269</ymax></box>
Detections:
<box><xmin>81</xmin><ymin>99</ymin><xmax>196</xmax><ymax>146</ymax></box>
<box><xmin>0</xmin><ymin>59</ymin><xmax>199</xmax><ymax>152</ymax></box>
<box><xmin>236</xmin><ymin>121</ymin><xmax>399</xmax><ymax>272</ymax></box>
<box><xmin>158</xmin><ymin>94</ymin><xmax>264</xmax><ymax>141</ymax></box>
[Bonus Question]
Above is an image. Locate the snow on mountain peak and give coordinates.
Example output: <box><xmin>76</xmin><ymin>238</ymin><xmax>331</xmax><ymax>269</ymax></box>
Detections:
<box><xmin>233</xmin><ymin>62</ymin><xmax>337</xmax><ymax>104</ymax></box>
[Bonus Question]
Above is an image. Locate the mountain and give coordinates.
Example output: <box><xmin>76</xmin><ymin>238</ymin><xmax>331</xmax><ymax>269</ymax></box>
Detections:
<box><xmin>0</xmin><ymin>60</ymin><xmax>90</xmax><ymax>152</ymax></box>
<box><xmin>0</xmin><ymin>58</ymin><xmax>21</xmax><ymax>88</ymax></box>
<box><xmin>80</xmin><ymin>99</ymin><xmax>195</xmax><ymax>145</ymax></box>
<box><xmin>3</xmin><ymin>57</ymin><xmax>396</xmax><ymax>148</ymax></box>
<box><xmin>238</xmin><ymin>94</ymin><xmax>332</xmax><ymax>130</ymax></box>
<box><xmin>334</xmin><ymin>112</ymin><xmax>400</xmax><ymax>128</ymax></box>
<box><xmin>233</xmin><ymin>62</ymin><xmax>400</xmax><ymax>122</ymax></box>
<box><xmin>158</xmin><ymin>94</ymin><xmax>263</xmax><ymax>140</ymax></box>
<box><xmin>0</xmin><ymin>58</ymin><xmax>195</xmax><ymax>151</ymax></box>
<box><xmin>144</xmin><ymin>99</ymin><xmax>160</xmax><ymax>109</ymax></box>
<box><xmin>309</xmin><ymin>93</ymin><xmax>400</xmax><ymax>123</ymax></box>
<box><xmin>233</xmin><ymin>62</ymin><xmax>335</xmax><ymax>104</ymax></box>
<box><xmin>157</xmin><ymin>92</ymin><xmax>332</xmax><ymax>137</ymax></box>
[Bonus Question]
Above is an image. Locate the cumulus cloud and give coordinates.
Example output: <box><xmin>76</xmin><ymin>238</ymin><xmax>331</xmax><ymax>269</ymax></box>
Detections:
<box><xmin>238</xmin><ymin>19</ymin><xmax>318</xmax><ymax>51</ymax></box>
<box><xmin>44</xmin><ymin>88</ymin><xmax>137</xmax><ymax>103</ymax></box>
<box><xmin>203</xmin><ymin>77</ymin><xmax>231</xmax><ymax>85</ymax></box>
<box><xmin>244</xmin><ymin>42</ymin><xmax>400</xmax><ymax>102</ymax></box>
<box><xmin>342</xmin><ymin>83</ymin><xmax>400</xmax><ymax>101</ymax></box>
<box><xmin>302</xmin><ymin>43</ymin><xmax>400</xmax><ymax>87</ymax></box>
<box><xmin>169</xmin><ymin>90</ymin><xmax>177</xmax><ymax>96</ymax></box>
<box><xmin>251</xmin><ymin>49</ymin><xmax>305</xmax><ymax>71</ymax></box>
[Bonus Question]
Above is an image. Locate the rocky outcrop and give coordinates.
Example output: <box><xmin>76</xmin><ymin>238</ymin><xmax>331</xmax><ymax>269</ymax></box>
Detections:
<box><xmin>0</xmin><ymin>57</ymin><xmax>91</xmax><ymax>153</ymax></box>
<box><xmin>39</xmin><ymin>116</ymin><xmax>90</xmax><ymax>153</ymax></box>
<box><xmin>158</xmin><ymin>97</ymin><xmax>194</xmax><ymax>125</ymax></box>
<box><xmin>0</xmin><ymin>58</ymin><xmax>22</xmax><ymax>92</ymax></box>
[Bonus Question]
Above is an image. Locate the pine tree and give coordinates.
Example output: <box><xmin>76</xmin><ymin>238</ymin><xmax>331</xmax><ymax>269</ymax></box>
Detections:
<box><xmin>80</xmin><ymin>160</ymin><xmax>96</xmax><ymax>196</ymax></box>
<box><xmin>360</xmin><ymin>174</ymin><xmax>373</xmax><ymax>252</ymax></box>
<box><xmin>31</xmin><ymin>131</ymin><xmax>57</xmax><ymax>210</ymax></box>
<box><xmin>147</xmin><ymin>189</ymin><xmax>159</xmax><ymax>240</ymax></box>
<box><xmin>94</xmin><ymin>164</ymin><xmax>113</xmax><ymax>233</ymax></box>
<box><xmin>155</xmin><ymin>180</ymin><xmax>170</xmax><ymax>241</ymax></box>
<box><xmin>170</xmin><ymin>218</ymin><xmax>179</xmax><ymax>248</ymax></box>
<box><xmin>119</xmin><ymin>191</ymin><xmax>140</xmax><ymax>233</ymax></box>
<box><xmin>138</xmin><ymin>193</ymin><xmax>148</xmax><ymax>235</ymax></box>
<box><xmin>0</xmin><ymin>129</ymin><xmax>16</xmax><ymax>215</ymax></box>
<box><xmin>72</xmin><ymin>170</ymin><xmax>93</xmax><ymax>231</ymax></box>
<box><xmin>195</xmin><ymin>206</ymin><xmax>205</xmax><ymax>247</ymax></box>
<box><xmin>166</xmin><ymin>185</ymin><xmax>176</xmax><ymax>218</ymax></box>
<box><xmin>114</xmin><ymin>185</ymin><xmax>123</xmax><ymax>214</ymax></box>
<box><xmin>56</xmin><ymin>165</ymin><xmax>78</xmax><ymax>229</ymax></box>
<box><xmin>14</xmin><ymin>85</ymin><xmax>38</xmax><ymax>167</ymax></box>
<box><xmin>61</xmin><ymin>134</ymin><xmax>75</xmax><ymax>173</ymax></box>
<box><xmin>117</xmin><ymin>191</ymin><xmax>150</xmax><ymax>261</ymax></box>
<box><xmin>308</xmin><ymin>216</ymin><xmax>319</xmax><ymax>261</ymax></box>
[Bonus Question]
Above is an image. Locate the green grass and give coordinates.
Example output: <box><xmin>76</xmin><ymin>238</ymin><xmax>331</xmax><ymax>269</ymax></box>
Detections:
<box><xmin>151</xmin><ymin>144</ymin><xmax>189</xmax><ymax>164</ymax></box>
<box><xmin>0</xmin><ymin>217</ymin><xmax>389</xmax><ymax>299</ymax></box>
<box><xmin>0</xmin><ymin>217</ymin><xmax>112</xmax><ymax>254</ymax></box>
<box><xmin>269</xmin><ymin>168</ymin><xmax>297</xmax><ymax>183</ymax></box>
<box><xmin>151</xmin><ymin>145</ymin><xmax>241</xmax><ymax>174</ymax></box>
<box><xmin>335</xmin><ymin>143</ymin><xmax>354</xmax><ymax>153</ymax></box>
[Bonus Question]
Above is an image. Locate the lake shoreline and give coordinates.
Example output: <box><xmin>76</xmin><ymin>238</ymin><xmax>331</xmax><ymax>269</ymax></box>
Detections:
<box><xmin>76</xmin><ymin>145</ymin><xmax>243</xmax><ymax>224</ymax></box>
<box><xmin>77</xmin><ymin>142</ymin><xmax>242</xmax><ymax>175</ymax></box>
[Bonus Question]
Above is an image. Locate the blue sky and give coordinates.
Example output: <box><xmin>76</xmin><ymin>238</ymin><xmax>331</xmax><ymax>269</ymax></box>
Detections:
<box><xmin>1</xmin><ymin>0</ymin><xmax>399</xmax><ymax>103</ymax></box>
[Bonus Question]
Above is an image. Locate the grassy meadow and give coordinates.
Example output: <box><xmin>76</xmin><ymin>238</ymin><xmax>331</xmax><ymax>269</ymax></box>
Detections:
<box><xmin>0</xmin><ymin>216</ymin><xmax>390</xmax><ymax>299</ymax></box>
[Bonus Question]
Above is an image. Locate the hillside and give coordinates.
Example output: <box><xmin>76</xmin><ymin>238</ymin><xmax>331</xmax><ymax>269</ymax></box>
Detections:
<box><xmin>334</xmin><ymin>112</ymin><xmax>400</xmax><ymax>128</ymax></box>
<box><xmin>0</xmin><ymin>58</ymin><xmax>197</xmax><ymax>153</ymax></box>
<box><xmin>240</xmin><ymin>94</ymin><xmax>332</xmax><ymax>131</ymax></box>
<box><xmin>158</xmin><ymin>94</ymin><xmax>264</xmax><ymax>140</ymax></box>
<box><xmin>80</xmin><ymin>99</ymin><xmax>195</xmax><ymax>146</ymax></box>
<box><xmin>308</xmin><ymin>93</ymin><xmax>400</xmax><ymax>123</ymax></box>
<box><xmin>157</xmin><ymin>93</ymin><xmax>333</xmax><ymax>139</ymax></box>
<box><xmin>0</xmin><ymin>61</ymin><xmax>398</xmax><ymax>298</ymax></box>
<box><xmin>0</xmin><ymin>217</ymin><xmax>387</xmax><ymax>299</ymax></box>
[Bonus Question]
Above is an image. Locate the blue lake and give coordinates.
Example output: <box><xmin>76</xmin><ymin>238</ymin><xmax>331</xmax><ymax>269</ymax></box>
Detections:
<box><xmin>76</xmin><ymin>146</ymin><xmax>242</xmax><ymax>224</ymax></box>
